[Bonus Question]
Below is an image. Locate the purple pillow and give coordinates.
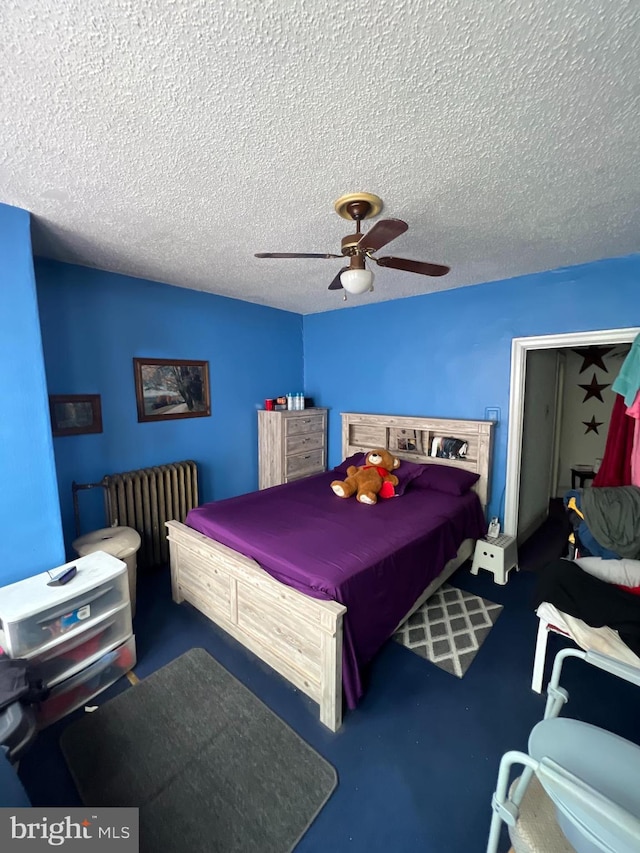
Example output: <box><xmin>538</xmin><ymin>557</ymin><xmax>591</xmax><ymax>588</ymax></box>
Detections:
<box><xmin>413</xmin><ymin>463</ymin><xmax>480</xmax><ymax>496</ymax></box>
<box><xmin>331</xmin><ymin>454</ymin><xmax>425</xmax><ymax>496</ymax></box>
<box><xmin>332</xmin><ymin>453</ymin><xmax>366</xmax><ymax>474</ymax></box>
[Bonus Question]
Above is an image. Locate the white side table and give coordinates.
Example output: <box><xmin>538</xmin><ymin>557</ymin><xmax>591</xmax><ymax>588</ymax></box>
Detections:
<box><xmin>470</xmin><ymin>535</ymin><xmax>518</xmax><ymax>585</ymax></box>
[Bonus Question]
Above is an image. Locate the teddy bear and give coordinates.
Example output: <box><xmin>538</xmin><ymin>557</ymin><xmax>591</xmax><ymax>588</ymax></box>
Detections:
<box><xmin>331</xmin><ymin>448</ymin><xmax>401</xmax><ymax>505</ymax></box>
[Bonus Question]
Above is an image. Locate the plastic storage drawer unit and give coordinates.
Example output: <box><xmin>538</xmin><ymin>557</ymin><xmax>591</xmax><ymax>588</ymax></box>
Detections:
<box><xmin>27</xmin><ymin>602</ymin><xmax>133</xmax><ymax>688</ymax></box>
<box><xmin>0</xmin><ymin>552</ymin><xmax>129</xmax><ymax>659</ymax></box>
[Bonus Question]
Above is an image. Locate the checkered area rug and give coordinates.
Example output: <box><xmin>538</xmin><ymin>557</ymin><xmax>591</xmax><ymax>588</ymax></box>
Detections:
<box><xmin>393</xmin><ymin>584</ymin><xmax>503</xmax><ymax>677</ymax></box>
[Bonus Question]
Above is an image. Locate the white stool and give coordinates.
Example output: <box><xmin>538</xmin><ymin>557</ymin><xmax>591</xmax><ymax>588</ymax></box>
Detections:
<box><xmin>471</xmin><ymin>535</ymin><xmax>518</xmax><ymax>585</ymax></box>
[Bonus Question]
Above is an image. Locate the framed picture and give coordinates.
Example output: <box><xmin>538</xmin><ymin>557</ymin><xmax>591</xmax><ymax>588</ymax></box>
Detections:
<box><xmin>389</xmin><ymin>427</ymin><xmax>423</xmax><ymax>455</ymax></box>
<box><xmin>49</xmin><ymin>394</ymin><xmax>103</xmax><ymax>437</ymax></box>
<box><xmin>430</xmin><ymin>436</ymin><xmax>468</xmax><ymax>459</ymax></box>
<box><xmin>133</xmin><ymin>358</ymin><xmax>211</xmax><ymax>422</ymax></box>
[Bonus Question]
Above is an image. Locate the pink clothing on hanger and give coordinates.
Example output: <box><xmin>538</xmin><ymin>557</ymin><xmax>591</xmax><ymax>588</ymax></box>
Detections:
<box><xmin>592</xmin><ymin>392</ymin><xmax>634</xmax><ymax>487</ymax></box>
<box><xmin>626</xmin><ymin>389</ymin><xmax>640</xmax><ymax>487</ymax></box>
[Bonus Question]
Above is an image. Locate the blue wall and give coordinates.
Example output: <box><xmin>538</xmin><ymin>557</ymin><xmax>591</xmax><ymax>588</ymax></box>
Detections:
<box><xmin>14</xmin><ymin>239</ymin><xmax>640</xmax><ymax>574</ymax></box>
<box><xmin>304</xmin><ymin>254</ymin><xmax>640</xmax><ymax>522</ymax></box>
<box><xmin>0</xmin><ymin>205</ymin><xmax>65</xmax><ymax>583</ymax></box>
<box><xmin>36</xmin><ymin>260</ymin><xmax>303</xmax><ymax>554</ymax></box>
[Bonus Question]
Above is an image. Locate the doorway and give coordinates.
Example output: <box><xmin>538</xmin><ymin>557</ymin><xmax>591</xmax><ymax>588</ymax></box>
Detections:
<box><xmin>504</xmin><ymin>327</ymin><xmax>640</xmax><ymax>539</ymax></box>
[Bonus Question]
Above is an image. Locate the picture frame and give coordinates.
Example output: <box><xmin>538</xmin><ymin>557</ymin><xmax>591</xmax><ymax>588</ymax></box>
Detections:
<box><xmin>49</xmin><ymin>394</ymin><xmax>103</xmax><ymax>437</ymax></box>
<box><xmin>430</xmin><ymin>436</ymin><xmax>468</xmax><ymax>459</ymax></box>
<box><xmin>133</xmin><ymin>358</ymin><xmax>211</xmax><ymax>423</ymax></box>
<box><xmin>389</xmin><ymin>427</ymin><xmax>423</xmax><ymax>455</ymax></box>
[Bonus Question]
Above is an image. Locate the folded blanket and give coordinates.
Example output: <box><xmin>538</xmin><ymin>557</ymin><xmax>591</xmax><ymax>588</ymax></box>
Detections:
<box><xmin>582</xmin><ymin>485</ymin><xmax>640</xmax><ymax>559</ymax></box>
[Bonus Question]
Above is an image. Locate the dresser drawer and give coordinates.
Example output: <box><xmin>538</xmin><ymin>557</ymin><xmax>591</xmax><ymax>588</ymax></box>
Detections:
<box><xmin>285</xmin><ymin>449</ymin><xmax>325</xmax><ymax>480</ymax></box>
<box><xmin>27</xmin><ymin>603</ymin><xmax>132</xmax><ymax>688</ymax></box>
<box><xmin>0</xmin><ymin>568</ymin><xmax>129</xmax><ymax>659</ymax></box>
<box><xmin>286</xmin><ymin>432</ymin><xmax>325</xmax><ymax>455</ymax></box>
<box><xmin>36</xmin><ymin>635</ymin><xmax>136</xmax><ymax>728</ymax></box>
<box><xmin>285</xmin><ymin>414</ymin><xmax>325</xmax><ymax>437</ymax></box>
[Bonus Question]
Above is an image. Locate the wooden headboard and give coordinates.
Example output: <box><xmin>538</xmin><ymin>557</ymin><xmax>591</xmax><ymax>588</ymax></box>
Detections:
<box><xmin>341</xmin><ymin>412</ymin><xmax>495</xmax><ymax>509</ymax></box>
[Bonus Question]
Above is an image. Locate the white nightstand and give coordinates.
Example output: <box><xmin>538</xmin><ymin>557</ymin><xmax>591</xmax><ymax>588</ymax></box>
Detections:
<box><xmin>470</xmin><ymin>534</ymin><xmax>518</xmax><ymax>585</ymax></box>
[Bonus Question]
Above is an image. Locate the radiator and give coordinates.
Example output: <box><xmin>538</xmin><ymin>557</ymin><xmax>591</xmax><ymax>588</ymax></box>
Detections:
<box><xmin>104</xmin><ymin>461</ymin><xmax>198</xmax><ymax>569</ymax></box>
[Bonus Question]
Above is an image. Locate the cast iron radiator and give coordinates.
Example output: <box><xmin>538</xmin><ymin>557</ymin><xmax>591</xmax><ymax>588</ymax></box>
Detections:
<box><xmin>103</xmin><ymin>461</ymin><xmax>199</xmax><ymax>569</ymax></box>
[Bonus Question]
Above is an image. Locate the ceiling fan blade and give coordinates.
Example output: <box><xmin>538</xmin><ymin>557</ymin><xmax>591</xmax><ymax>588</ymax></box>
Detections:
<box><xmin>374</xmin><ymin>256</ymin><xmax>450</xmax><ymax>277</ymax></box>
<box><xmin>357</xmin><ymin>218</ymin><xmax>408</xmax><ymax>253</ymax></box>
<box><xmin>255</xmin><ymin>252</ymin><xmax>342</xmax><ymax>259</ymax></box>
<box><xmin>328</xmin><ymin>266</ymin><xmax>349</xmax><ymax>290</ymax></box>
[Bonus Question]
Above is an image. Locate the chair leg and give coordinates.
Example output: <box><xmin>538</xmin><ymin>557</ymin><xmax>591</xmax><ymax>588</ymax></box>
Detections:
<box><xmin>486</xmin><ymin>810</ymin><xmax>504</xmax><ymax>853</ymax></box>
<box><xmin>531</xmin><ymin>619</ymin><xmax>548</xmax><ymax>693</ymax></box>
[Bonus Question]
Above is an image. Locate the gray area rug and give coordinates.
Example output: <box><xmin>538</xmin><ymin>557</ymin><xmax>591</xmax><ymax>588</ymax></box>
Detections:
<box><xmin>60</xmin><ymin>648</ymin><xmax>337</xmax><ymax>853</ymax></box>
<box><xmin>393</xmin><ymin>584</ymin><xmax>502</xmax><ymax>677</ymax></box>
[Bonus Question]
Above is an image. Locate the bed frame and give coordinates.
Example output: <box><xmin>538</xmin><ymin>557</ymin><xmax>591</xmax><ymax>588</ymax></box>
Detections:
<box><xmin>166</xmin><ymin>412</ymin><xmax>494</xmax><ymax>731</ymax></box>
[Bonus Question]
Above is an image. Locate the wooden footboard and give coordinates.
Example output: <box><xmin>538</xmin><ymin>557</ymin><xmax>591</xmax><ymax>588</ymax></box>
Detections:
<box><xmin>166</xmin><ymin>520</ymin><xmax>347</xmax><ymax>731</ymax></box>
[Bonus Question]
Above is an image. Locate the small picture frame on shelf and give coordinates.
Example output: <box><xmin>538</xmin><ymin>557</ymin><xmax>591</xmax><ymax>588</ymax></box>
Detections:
<box><xmin>49</xmin><ymin>394</ymin><xmax>103</xmax><ymax>437</ymax></box>
<box><xmin>389</xmin><ymin>428</ymin><xmax>423</xmax><ymax>454</ymax></box>
<box><xmin>430</xmin><ymin>436</ymin><xmax>468</xmax><ymax>459</ymax></box>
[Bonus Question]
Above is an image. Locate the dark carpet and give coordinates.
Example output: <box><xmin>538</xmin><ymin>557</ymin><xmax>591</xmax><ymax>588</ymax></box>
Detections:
<box><xmin>60</xmin><ymin>648</ymin><xmax>337</xmax><ymax>853</ymax></box>
<box><xmin>19</xmin><ymin>564</ymin><xmax>640</xmax><ymax>853</ymax></box>
<box><xmin>518</xmin><ymin>498</ymin><xmax>571</xmax><ymax>572</ymax></box>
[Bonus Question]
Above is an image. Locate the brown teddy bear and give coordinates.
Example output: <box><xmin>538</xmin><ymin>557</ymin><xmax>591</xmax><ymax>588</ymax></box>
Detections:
<box><xmin>331</xmin><ymin>448</ymin><xmax>401</xmax><ymax>505</ymax></box>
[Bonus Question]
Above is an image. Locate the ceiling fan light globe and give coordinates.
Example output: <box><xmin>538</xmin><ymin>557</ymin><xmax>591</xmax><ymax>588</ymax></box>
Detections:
<box><xmin>340</xmin><ymin>268</ymin><xmax>374</xmax><ymax>294</ymax></box>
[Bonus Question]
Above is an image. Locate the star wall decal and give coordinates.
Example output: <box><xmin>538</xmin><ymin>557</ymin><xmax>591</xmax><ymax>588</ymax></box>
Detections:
<box><xmin>572</xmin><ymin>345</ymin><xmax>615</xmax><ymax>373</ymax></box>
<box><xmin>583</xmin><ymin>416</ymin><xmax>603</xmax><ymax>435</ymax></box>
<box><xmin>579</xmin><ymin>373</ymin><xmax>610</xmax><ymax>403</ymax></box>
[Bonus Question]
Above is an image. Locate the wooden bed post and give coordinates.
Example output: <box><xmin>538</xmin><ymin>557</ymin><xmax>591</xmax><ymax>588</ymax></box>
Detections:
<box><xmin>168</xmin><ymin>534</ymin><xmax>184</xmax><ymax>604</ymax></box>
<box><xmin>319</xmin><ymin>609</ymin><xmax>345</xmax><ymax>732</ymax></box>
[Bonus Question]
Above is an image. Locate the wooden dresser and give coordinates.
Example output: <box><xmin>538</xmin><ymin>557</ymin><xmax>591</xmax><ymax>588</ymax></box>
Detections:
<box><xmin>258</xmin><ymin>408</ymin><xmax>328</xmax><ymax>489</ymax></box>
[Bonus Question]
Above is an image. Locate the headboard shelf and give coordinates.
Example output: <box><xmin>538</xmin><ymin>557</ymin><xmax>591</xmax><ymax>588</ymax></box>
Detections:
<box><xmin>341</xmin><ymin>412</ymin><xmax>495</xmax><ymax>509</ymax></box>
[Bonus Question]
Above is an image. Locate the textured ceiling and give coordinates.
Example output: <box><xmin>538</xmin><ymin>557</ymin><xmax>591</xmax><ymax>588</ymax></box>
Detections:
<box><xmin>2</xmin><ymin>0</ymin><xmax>639</xmax><ymax>314</ymax></box>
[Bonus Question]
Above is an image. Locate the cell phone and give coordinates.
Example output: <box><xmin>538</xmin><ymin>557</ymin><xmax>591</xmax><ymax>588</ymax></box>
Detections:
<box><xmin>46</xmin><ymin>565</ymin><xmax>78</xmax><ymax>587</ymax></box>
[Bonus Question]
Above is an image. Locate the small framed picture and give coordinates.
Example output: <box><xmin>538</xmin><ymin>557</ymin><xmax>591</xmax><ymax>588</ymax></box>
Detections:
<box><xmin>389</xmin><ymin>428</ymin><xmax>423</xmax><ymax>455</ymax></box>
<box><xmin>133</xmin><ymin>358</ymin><xmax>211</xmax><ymax>422</ymax></box>
<box><xmin>49</xmin><ymin>394</ymin><xmax>103</xmax><ymax>437</ymax></box>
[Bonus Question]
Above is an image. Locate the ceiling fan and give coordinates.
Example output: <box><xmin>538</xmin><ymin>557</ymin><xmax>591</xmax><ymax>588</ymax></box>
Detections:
<box><xmin>255</xmin><ymin>192</ymin><xmax>450</xmax><ymax>299</ymax></box>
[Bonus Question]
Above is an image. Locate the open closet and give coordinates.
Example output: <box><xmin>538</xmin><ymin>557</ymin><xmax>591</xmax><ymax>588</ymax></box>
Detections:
<box><xmin>504</xmin><ymin>327</ymin><xmax>640</xmax><ymax>543</ymax></box>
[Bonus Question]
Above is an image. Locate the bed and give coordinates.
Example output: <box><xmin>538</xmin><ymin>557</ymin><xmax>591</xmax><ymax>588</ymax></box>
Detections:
<box><xmin>166</xmin><ymin>412</ymin><xmax>494</xmax><ymax>730</ymax></box>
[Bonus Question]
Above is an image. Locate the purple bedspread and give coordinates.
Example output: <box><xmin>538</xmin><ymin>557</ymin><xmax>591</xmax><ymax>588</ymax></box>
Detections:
<box><xmin>186</xmin><ymin>471</ymin><xmax>487</xmax><ymax>709</ymax></box>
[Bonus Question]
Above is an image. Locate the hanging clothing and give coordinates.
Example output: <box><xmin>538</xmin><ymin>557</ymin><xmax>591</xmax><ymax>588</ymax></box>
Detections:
<box><xmin>626</xmin><ymin>389</ymin><xmax>640</xmax><ymax>487</ymax></box>
<box><xmin>612</xmin><ymin>332</ymin><xmax>640</xmax><ymax>405</ymax></box>
<box><xmin>592</xmin><ymin>392</ymin><xmax>634</xmax><ymax>487</ymax></box>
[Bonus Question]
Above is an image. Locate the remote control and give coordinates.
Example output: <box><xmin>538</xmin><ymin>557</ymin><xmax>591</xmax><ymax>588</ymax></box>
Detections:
<box><xmin>47</xmin><ymin>565</ymin><xmax>78</xmax><ymax>586</ymax></box>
